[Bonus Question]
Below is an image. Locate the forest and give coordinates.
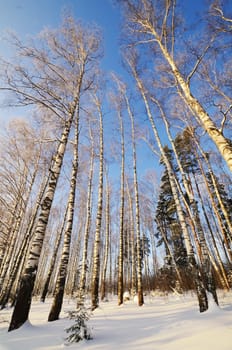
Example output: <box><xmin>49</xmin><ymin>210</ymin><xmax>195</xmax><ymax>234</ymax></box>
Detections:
<box><xmin>0</xmin><ymin>0</ymin><xmax>231</xmax><ymax>345</ymax></box>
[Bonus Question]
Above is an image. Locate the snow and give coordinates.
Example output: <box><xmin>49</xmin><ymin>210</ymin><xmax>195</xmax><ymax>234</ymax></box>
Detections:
<box><xmin>1</xmin><ymin>291</ymin><xmax>232</xmax><ymax>350</ymax></box>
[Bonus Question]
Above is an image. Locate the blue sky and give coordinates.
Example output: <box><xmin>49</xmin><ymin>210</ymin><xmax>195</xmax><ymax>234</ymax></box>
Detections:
<box><xmin>0</xmin><ymin>0</ymin><xmax>123</xmax><ymax>125</ymax></box>
<box><xmin>0</xmin><ymin>0</ymin><xmax>209</xmax><ymax>179</ymax></box>
<box><xmin>0</xmin><ymin>0</ymin><xmax>209</xmax><ymax>73</ymax></box>
<box><xmin>0</xmin><ymin>0</ymin><xmax>229</xmax><ymax>179</ymax></box>
<box><xmin>0</xmin><ymin>0</ymin><xmax>122</xmax><ymax>71</ymax></box>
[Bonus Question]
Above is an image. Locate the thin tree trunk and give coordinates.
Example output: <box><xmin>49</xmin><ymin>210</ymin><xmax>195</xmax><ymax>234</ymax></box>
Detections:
<box><xmin>77</xmin><ymin>126</ymin><xmax>94</xmax><ymax>306</ymax></box>
<box><xmin>196</xmin><ymin>151</ymin><xmax>232</xmax><ymax>261</ymax></box>
<box><xmin>125</xmin><ymin>94</ymin><xmax>144</xmax><ymax>306</ymax></box>
<box><xmin>100</xmin><ymin>169</ymin><xmax>110</xmax><ymax>301</ymax></box>
<box><xmin>150</xmin><ymin>97</ymin><xmax>218</xmax><ymax>303</ymax></box>
<box><xmin>126</xmin><ymin>178</ymin><xmax>136</xmax><ymax>296</ymax></box>
<box><xmin>117</xmin><ymin>108</ymin><xmax>125</xmax><ymax>306</ymax></box>
<box><xmin>40</xmin><ymin>209</ymin><xmax>67</xmax><ymax>302</ymax></box>
<box><xmin>48</xmin><ymin>104</ymin><xmax>80</xmax><ymax>322</ymax></box>
<box><xmin>8</xmin><ymin>103</ymin><xmax>77</xmax><ymax>331</ymax></box>
<box><xmin>157</xmin><ymin>219</ymin><xmax>183</xmax><ymax>286</ymax></box>
<box><xmin>128</xmin><ymin>61</ymin><xmax>208</xmax><ymax>312</ymax></box>
<box><xmin>194</xmin><ymin>172</ymin><xmax>230</xmax><ymax>290</ymax></box>
<box><xmin>0</xmin><ymin>173</ymin><xmax>49</xmax><ymax>308</ymax></box>
<box><xmin>91</xmin><ymin>95</ymin><xmax>104</xmax><ymax>311</ymax></box>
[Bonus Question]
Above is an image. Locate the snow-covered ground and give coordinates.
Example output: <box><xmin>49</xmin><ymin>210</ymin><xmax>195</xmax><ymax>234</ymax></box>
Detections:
<box><xmin>0</xmin><ymin>291</ymin><xmax>232</xmax><ymax>350</ymax></box>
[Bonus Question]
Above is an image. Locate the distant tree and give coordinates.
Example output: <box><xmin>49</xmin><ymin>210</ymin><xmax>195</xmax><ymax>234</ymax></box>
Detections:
<box><xmin>125</xmin><ymin>92</ymin><xmax>144</xmax><ymax>306</ymax></box>
<box><xmin>91</xmin><ymin>92</ymin><xmax>104</xmax><ymax>311</ymax></box>
<box><xmin>100</xmin><ymin>168</ymin><xmax>111</xmax><ymax>301</ymax></box>
<box><xmin>77</xmin><ymin>124</ymin><xmax>95</xmax><ymax>306</ymax></box>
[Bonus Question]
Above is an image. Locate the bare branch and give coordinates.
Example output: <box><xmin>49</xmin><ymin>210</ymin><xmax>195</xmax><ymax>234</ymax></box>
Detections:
<box><xmin>187</xmin><ymin>36</ymin><xmax>216</xmax><ymax>85</ymax></box>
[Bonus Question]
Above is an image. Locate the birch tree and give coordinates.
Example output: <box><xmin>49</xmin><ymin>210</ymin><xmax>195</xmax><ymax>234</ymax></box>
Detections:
<box><xmin>77</xmin><ymin>125</ymin><xmax>95</xmax><ymax>306</ymax></box>
<box><xmin>126</xmin><ymin>55</ymin><xmax>209</xmax><ymax>312</ymax></box>
<box><xmin>91</xmin><ymin>92</ymin><xmax>104</xmax><ymax>311</ymax></box>
<box><xmin>117</xmin><ymin>100</ymin><xmax>125</xmax><ymax>306</ymax></box>
<box><xmin>120</xmin><ymin>0</ymin><xmax>232</xmax><ymax>172</ymax></box>
<box><xmin>48</xmin><ymin>100</ymin><xmax>80</xmax><ymax>321</ymax></box>
<box><xmin>100</xmin><ymin>168</ymin><xmax>111</xmax><ymax>301</ymax></box>
<box><xmin>125</xmin><ymin>93</ymin><xmax>144</xmax><ymax>305</ymax></box>
<box><xmin>3</xmin><ymin>16</ymin><xmax>101</xmax><ymax>331</ymax></box>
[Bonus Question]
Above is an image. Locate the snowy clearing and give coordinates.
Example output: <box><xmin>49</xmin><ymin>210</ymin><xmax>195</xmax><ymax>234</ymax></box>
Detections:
<box><xmin>0</xmin><ymin>291</ymin><xmax>232</xmax><ymax>350</ymax></box>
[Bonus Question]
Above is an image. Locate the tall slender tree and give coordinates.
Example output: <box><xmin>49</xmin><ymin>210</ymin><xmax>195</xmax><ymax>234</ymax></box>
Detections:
<box><xmin>7</xmin><ymin>16</ymin><xmax>101</xmax><ymax>331</ymax></box>
<box><xmin>48</xmin><ymin>96</ymin><xmax>80</xmax><ymax>321</ymax></box>
<box><xmin>120</xmin><ymin>0</ymin><xmax>232</xmax><ymax>171</ymax></box>
<box><xmin>77</xmin><ymin>124</ymin><xmax>95</xmax><ymax>306</ymax></box>
<box><xmin>126</xmin><ymin>55</ymin><xmax>208</xmax><ymax>312</ymax></box>
<box><xmin>125</xmin><ymin>93</ymin><xmax>144</xmax><ymax>306</ymax></box>
<box><xmin>91</xmin><ymin>92</ymin><xmax>104</xmax><ymax>311</ymax></box>
<box><xmin>117</xmin><ymin>102</ymin><xmax>125</xmax><ymax>306</ymax></box>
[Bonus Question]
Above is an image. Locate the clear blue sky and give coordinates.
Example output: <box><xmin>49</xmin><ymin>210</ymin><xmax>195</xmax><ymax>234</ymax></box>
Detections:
<box><xmin>0</xmin><ymin>0</ymin><xmax>211</xmax><ymax>170</ymax></box>
<box><xmin>0</xmin><ymin>0</ymin><xmax>226</xmax><ymax>174</ymax></box>
<box><xmin>0</xmin><ymin>0</ymin><xmax>123</xmax><ymax>124</ymax></box>
<box><xmin>0</xmin><ymin>0</ymin><xmax>121</xmax><ymax>70</ymax></box>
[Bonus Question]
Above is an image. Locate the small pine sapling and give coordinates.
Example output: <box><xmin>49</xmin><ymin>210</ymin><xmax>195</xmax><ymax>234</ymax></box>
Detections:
<box><xmin>65</xmin><ymin>305</ymin><xmax>92</xmax><ymax>344</ymax></box>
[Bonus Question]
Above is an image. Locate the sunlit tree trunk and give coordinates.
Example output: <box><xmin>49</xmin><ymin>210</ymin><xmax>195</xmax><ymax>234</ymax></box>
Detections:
<box><xmin>126</xmin><ymin>178</ymin><xmax>136</xmax><ymax>296</ymax></box>
<box><xmin>127</xmin><ymin>59</ymin><xmax>208</xmax><ymax>312</ymax></box>
<box><xmin>8</xmin><ymin>110</ymin><xmax>76</xmax><ymax>331</ymax></box>
<box><xmin>91</xmin><ymin>94</ymin><xmax>104</xmax><ymax>311</ymax></box>
<box><xmin>8</xmin><ymin>16</ymin><xmax>101</xmax><ymax>330</ymax></box>
<box><xmin>100</xmin><ymin>168</ymin><xmax>110</xmax><ymax>301</ymax></box>
<box><xmin>193</xmin><ymin>172</ymin><xmax>230</xmax><ymax>290</ymax></box>
<box><xmin>125</xmin><ymin>94</ymin><xmax>144</xmax><ymax>306</ymax></box>
<box><xmin>48</xmin><ymin>104</ymin><xmax>80</xmax><ymax>321</ymax></box>
<box><xmin>195</xmin><ymin>150</ymin><xmax>232</xmax><ymax>262</ymax></box>
<box><xmin>0</xmin><ymin>172</ymin><xmax>49</xmax><ymax>308</ymax></box>
<box><xmin>123</xmin><ymin>0</ymin><xmax>232</xmax><ymax>171</ymax></box>
<box><xmin>77</xmin><ymin>126</ymin><xmax>94</xmax><ymax>306</ymax></box>
<box><xmin>117</xmin><ymin>107</ymin><xmax>125</xmax><ymax>306</ymax></box>
<box><xmin>40</xmin><ymin>208</ymin><xmax>66</xmax><ymax>302</ymax></box>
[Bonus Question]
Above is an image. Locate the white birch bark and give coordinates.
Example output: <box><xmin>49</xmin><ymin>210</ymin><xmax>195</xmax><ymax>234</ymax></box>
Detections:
<box><xmin>91</xmin><ymin>95</ymin><xmax>104</xmax><ymax>311</ymax></box>
<box><xmin>8</xmin><ymin>102</ymin><xmax>76</xmax><ymax>331</ymax></box>
<box><xmin>126</xmin><ymin>178</ymin><xmax>136</xmax><ymax>296</ymax></box>
<box><xmin>125</xmin><ymin>95</ymin><xmax>144</xmax><ymax>306</ymax></box>
<box><xmin>117</xmin><ymin>108</ymin><xmax>125</xmax><ymax>306</ymax></box>
<box><xmin>128</xmin><ymin>61</ymin><xmax>208</xmax><ymax>312</ymax></box>
<box><xmin>145</xmin><ymin>21</ymin><xmax>231</xmax><ymax>171</ymax></box>
<box><xmin>100</xmin><ymin>168</ymin><xmax>110</xmax><ymax>301</ymax></box>
<box><xmin>48</xmin><ymin>104</ymin><xmax>79</xmax><ymax>321</ymax></box>
<box><xmin>77</xmin><ymin>126</ymin><xmax>94</xmax><ymax>305</ymax></box>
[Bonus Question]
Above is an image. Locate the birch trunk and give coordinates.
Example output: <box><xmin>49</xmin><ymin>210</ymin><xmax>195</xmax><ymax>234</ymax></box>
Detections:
<box><xmin>196</xmin><ymin>151</ymin><xmax>232</xmax><ymax>261</ymax></box>
<box><xmin>77</xmin><ymin>126</ymin><xmax>94</xmax><ymax>306</ymax></box>
<box><xmin>125</xmin><ymin>95</ymin><xmax>144</xmax><ymax>306</ymax></box>
<box><xmin>117</xmin><ymin>108</ymin><xmax>125</xmax><ymax>306</ymax></box>
<box><xmin>0</xmin><ymin>173</ymin><xmax>49</xmax><ymax>308</ymax></box>
<box><xmin>194</xmin><ymin>172</ymin><xmax>230</xmax><ymax>290</ymax></box>
<box><xmin>126</xmin><ymin>178</ymin><xmax>136</xmax><ymax>296</ymax></box>
<box><xmin>40</xmin><ymin>209</ymin><xmax>66</xmax><ymax>302</ymax></box>
<box><xmin>100</xmin><ymin>169</ymin><xmax>110</xmax><ymax>301</ymax></box>
<box><xmin>157</xmin><ymin>219</ymin><xmax>183</xmax><ymax>286</ymax></box>
<box><xmin>140</xmin><ymin>18</ymin><xmax>232</xmax><ymax>171</ymax></box>
<box><xmin>91</xmin><ymin>95</ymin><xmax>104</xmax><ymax>311</ymax></box>
<box><xmin>0</xmin><ymin>157</ymin><xmax>41</xmax><ymax>299</ymax></box>
<box><xmin>0</xmin><ymin>192</ymin><xmax>25</xmax><ymax>284</ymax></box>
<box><xmin>206</xmin><ymin>159</ymin><xmax>232</xmax><ymax>236</ymax></box>
<box><xmin>8</xmin><ymin>104</ymin><xmax>76</xmax><ymax>331</ymax></box>
<box><xmin>48</xmin><ymin>103</ymin><xmax>80</xmax><ymax>322</ymax></box>
<box><xmin>128</xmin><ymin>61</ymin><xmax>208</xmax><ymax>312</ymax></box>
